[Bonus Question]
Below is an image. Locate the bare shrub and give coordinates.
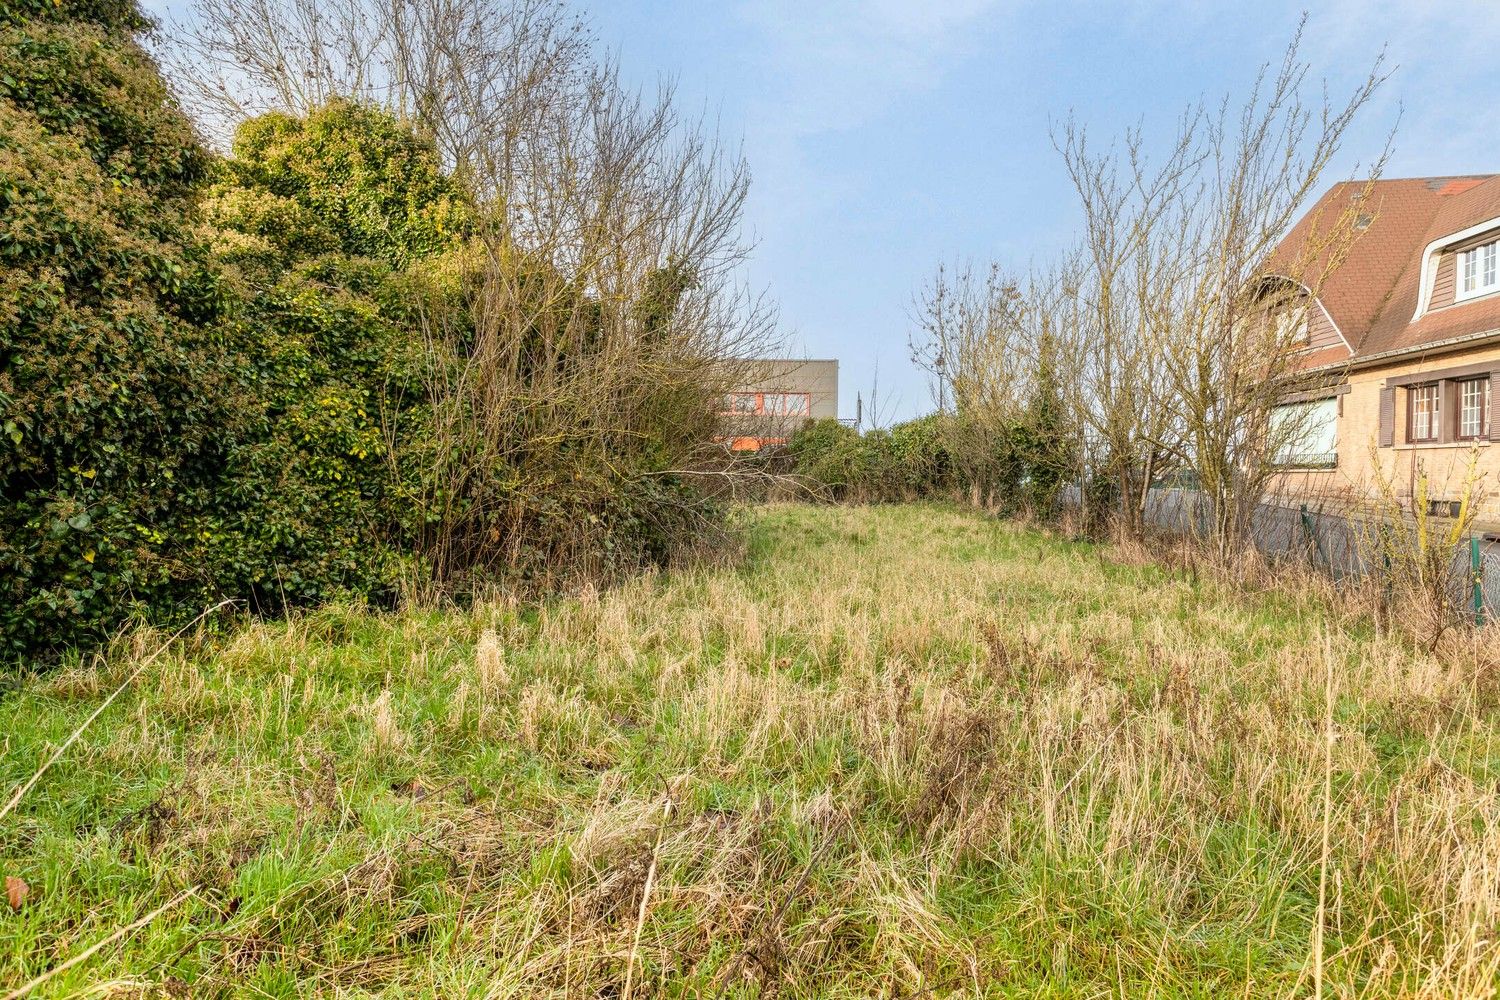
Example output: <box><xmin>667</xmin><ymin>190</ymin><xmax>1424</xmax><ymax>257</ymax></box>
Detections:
<box><xmin>1361</xmin><ymin>447</ymin><xmax>1491</xmax><ymax>650</ymax></box>
<box><xmin>1149</xmin><ymin>28</ymin><xmax>1388</xmax><ymax>561</ymax></box>
<box><xmin>918</xmin><ymin>25</ymin><xmax>1390</xmax><ymax>563</ymax></box>
<box><xmin>909</xmin><ymin>264</ymin><xmax>1077</xmax><ymax>515</ymax></box>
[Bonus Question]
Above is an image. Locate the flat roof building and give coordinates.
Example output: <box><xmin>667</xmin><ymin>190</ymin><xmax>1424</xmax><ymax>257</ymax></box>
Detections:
<box><xmin>718</xmin><ymin>358</ymin><xmax>838</xmax><ymax>452</ymax></box>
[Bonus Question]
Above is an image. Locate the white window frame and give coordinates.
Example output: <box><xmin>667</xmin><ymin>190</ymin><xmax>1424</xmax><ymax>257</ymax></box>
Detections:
<box><xmin>1409</xmin><ymin>383</ymin><xmax>1440</xmax><ymax>443</ymax></box>
<box><xmin>1273</xmin><ymin>304</ymin><xmax>1311</xmax><ymax>348</ymax></box>
<box><xmin>723</xmin><ymin>392</ymin><xmax>757</xmax><ymax>415</ymax></box>
<box><xmin>1459</xmin><ymin>377</ymin><xmax>1490</xmax><ymax>440</ymax></box>
<box><xmin>1457</xmin><ymin>239</ymin><xmax>1500</xmax><ymax>301</ymax></box>
<box><xmin>1270</xmin><ymin>397</ymin><xmax>1338</xmax><ymax>469</ymax></box>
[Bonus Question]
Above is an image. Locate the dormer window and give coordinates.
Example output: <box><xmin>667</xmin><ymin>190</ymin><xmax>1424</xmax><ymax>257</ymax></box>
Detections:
<box><xmin>1458</xmin><ymin>239</ymin><xmax>1499</xmax><ymax>300</ymax></box>
<box><xmin>1274</xmin><ymin>305</ymin><xmax>1310</xmax><ymax>347</ymax></box>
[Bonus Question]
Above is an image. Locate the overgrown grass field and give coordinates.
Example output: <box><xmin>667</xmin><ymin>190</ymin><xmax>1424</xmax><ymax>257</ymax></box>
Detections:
<box><xmin>4</xmin><ymin>505</ymin><xmax>1500</xmax><ymax>997</ymax></box>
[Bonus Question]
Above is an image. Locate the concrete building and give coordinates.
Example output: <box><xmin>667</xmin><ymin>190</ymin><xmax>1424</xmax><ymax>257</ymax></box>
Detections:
<box><xmin>718</xmin><ymin>359</ymin><xmax>839</xmax><ymax>452</ymax></box>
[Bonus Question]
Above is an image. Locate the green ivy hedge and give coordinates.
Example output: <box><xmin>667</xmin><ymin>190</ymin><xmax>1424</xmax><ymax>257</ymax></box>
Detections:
<box><xmin>786</xmin><ymin>411</ymin><xmax>1072</xmax><ymax>513</ymax></box>
<box><xmin>1</xmin><ymin>0</ymin><xmax>719</xmax><ymax>664</ymax></box>
<box><xmin>0</xmin><ymin>1</ymin><xmax>246</xmax><ymax>656</ymax></box>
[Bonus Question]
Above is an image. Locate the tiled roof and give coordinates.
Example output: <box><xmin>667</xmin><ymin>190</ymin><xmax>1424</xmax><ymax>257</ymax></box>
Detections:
<box><xmin>1270</xmin><ymin>174</ymin><xmax>1500</xmax><ymax>366</ymax></box>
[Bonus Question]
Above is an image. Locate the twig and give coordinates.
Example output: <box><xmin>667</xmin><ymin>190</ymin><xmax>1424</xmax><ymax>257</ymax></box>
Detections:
<box><xmin>3</xmin><ymin>886</ymin><xmax>199</xmax><ymax>1000</ymax></box>
<box><xmin>720</xmin><ymin>811</ymin><xmax>844</xmax><ymax>988</ymax></box>
<box><xmin>1313</xmin><ymin>630</ymin><xmax>1336</xmax><ymax>1000</ymax></box>
<box><xmin>621</xmin><ymin>795</ymin><xmax>673</xmax><ymax>1000</ymax></box>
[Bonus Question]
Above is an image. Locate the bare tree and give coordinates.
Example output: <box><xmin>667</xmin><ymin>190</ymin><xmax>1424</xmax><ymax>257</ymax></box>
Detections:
<box><xmin>910</xmin><ymin>261</ymin><xmax>1027</xmax><ymax>503</ymax></box>
<box><xmin>910</xmin><ymin>261</ymin><xmax>1081</xmax><ymax>512</ymax></box>
<box><xmin>1154</xmin><ymin>24</ymin><xmax>1388</xmax><ymax>559</ymax></box>
<box><xmin>1038</xmin><ymin>24</ymin><xmax>1387</xmax><ymax>551</ymax></box>
<box><xmin>1053</xmin><ymin>115</ymin><xmax>1200</xmax><ymax>536</ymax></box>
<box><xmin>913</xmin><ymin>25</ymin><xmax>1388</xmax><ymax>553</ymax></box>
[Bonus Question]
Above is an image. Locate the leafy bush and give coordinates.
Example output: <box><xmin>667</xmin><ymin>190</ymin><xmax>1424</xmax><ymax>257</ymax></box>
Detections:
<box><xmin>788</xmin><ymin>409</ymin><xmax>1070</xmax><ymax>512</ymax></box>
<box><xmin>784</xmin><ymin>419</ymin><xmax>863</xmax><ymax>499</ymax></box>
<box><xmin>888</xmin><ymin>414</ymin><xmax>954</xmax><ymax>494</ymax></box>
<box><xmin>0</xmin><ymin>25</ymin><xmax>466</xmax><ymax>658</ymax></box>
<box><xmin>194</xmin><ymin>101</ymin><xmax>473</xmax><ymax>612</ymax></box>
<box><xmin>786</xmin><ymin>416</ymin><xmax>953</xmax><ymax>502</ymax></box>
<box><xmin>219</xmin><ymin>102</ymin><xmax>472</xmax><ymax>266</ymax></box>
<box><xmin>204</xmin><ymin>101</ymin><xmax>723</xmax><ymax>607</ymax></box>
<box><xmin>0</xmin><ymin>0</ymin><xmax>246</xmax><ymax>657</ymax></box>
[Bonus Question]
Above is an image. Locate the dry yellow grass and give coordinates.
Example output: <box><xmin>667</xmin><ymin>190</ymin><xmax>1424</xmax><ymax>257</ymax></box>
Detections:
<box><xmin>3</xmin><ymin>503</ymin><xmax>1500</xmax><ymax>997</ymax></box>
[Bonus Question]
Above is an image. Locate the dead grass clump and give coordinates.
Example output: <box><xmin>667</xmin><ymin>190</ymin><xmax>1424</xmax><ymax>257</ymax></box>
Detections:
<box><xmin>34</xmin><ymin>664</ymin><xmax>109</xmax><ymax>701</ymax></box>
<box><xmin>474</xmin><ymin>628</ymin><xmax>509</xmax><ymax>697</ymax></box>
<box><xmin>904</xmin><ymin>699</ymin><xmax>1003</xmax><ymax>838</ymax></box>
<box><xmin>366</xmin><ymin>689</ymin><xmax>408</xmax><ymax>754</ymax></box>
<box><xmin>515</xmin><ymin>679</ymin><xmax>619</xmax><ymax>770</ymax></box>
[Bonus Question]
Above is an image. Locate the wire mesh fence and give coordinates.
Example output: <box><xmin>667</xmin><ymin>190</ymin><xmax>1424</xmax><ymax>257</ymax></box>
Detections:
<box><xmin>1475</xmin><ymin>536</ymin><xmax>1500</xmax><ymax>624</ymax></box>
<box><xmin>1140</xmin><ymin>487</ymin><xmax>1499</xmax><ymax>623</ymax></box>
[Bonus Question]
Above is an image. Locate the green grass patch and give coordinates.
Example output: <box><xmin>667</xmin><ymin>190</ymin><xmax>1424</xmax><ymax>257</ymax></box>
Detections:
<box><xmin>2</xmin><ymin>503</ymin><xmax>1498</xmax><ymax>997</ymax></box>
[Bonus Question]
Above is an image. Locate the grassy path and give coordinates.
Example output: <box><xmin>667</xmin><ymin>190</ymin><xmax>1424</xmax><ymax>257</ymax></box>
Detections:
<box><xmin>3</xmin><ymin>504</ymin><xmax>1499</xmax><ymax>996</ymax></box>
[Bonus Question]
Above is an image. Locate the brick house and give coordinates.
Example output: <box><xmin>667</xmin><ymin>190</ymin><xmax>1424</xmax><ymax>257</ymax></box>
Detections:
<box><xmin>1268</xmin><ymin>175</ymin><xmax>1500</xmax><ymax>528</ymax></box>
<box><xmin>717</xmin><ymin>359</ymin><xmax>839</xmax><ymax>452</ymax></box>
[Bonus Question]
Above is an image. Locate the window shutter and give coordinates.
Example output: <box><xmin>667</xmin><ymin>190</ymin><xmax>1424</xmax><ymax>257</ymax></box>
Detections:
<box><xmin>1378</xmin><ymin>386</ymin><xmax>1396</xmax><ymax>447</ymax></box>
<box><xmin>1440</xmin><ymin>380</ymin><xmax>1458</xmax><ymax>443</ymax></box>
<box><xmin>1491</xmin><ymin>371</ymin><xmax>1500</xmax><ymax>441</ymax></box>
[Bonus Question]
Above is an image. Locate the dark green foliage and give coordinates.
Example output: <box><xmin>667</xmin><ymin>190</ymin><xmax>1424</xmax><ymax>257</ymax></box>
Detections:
<box><xmin>199</xmin><ymin>260</ymin><xmax>421</xmax><ymax>610</ymax></box>
<box><xmin>633</xmin><ymin>258</ymin><xmax>698</xmax><ymax>340</ymax></box>
<box><xmin>1</xmin><ymin>0</ymin><xmax>727</xmax><ymax>664</ymax></box>
<box><xmin>0</xmin><ymin>0</ymin><xmax>146</xmax><ymax>34</ymax></box>
<box><xmin>205</xmin><ymin>102</ymin><xmax>718</xmax><ymax>609</ymax></box>
<box><xmin>788</xmin><ymin>401</ymin><xmax>1073</xmax><ymax>514</ymax></box>
<box><xmin>0</xmin><ymin>1</ymin><xmax>462</xmax><ymax>658</ymax></box>
<box><xmin>784</xmin><ymin>419</ymin><xmax>865</xmax><ymax>500</ymax></box>
<box><xmin>888</xmin><ymin>414</ymin><xmax>954</xmax><ymax>492</ymax></box>
<box><xmin>0</xmin><ymin>1</ymin><xmax>244</xmax><ymax>657</ymax></box>
<box><xmin>788</xmin><ymin>332</ymin><xmax>1076</xmax><ymax>512</ymax></box>
<box><xmin>1018</xmin><ymin>323</ymin><xmax>1074</xmax><ymax>511</ymax></box>
<box><xmin>196</xmin><ymin>103</ymin><xmax>472</xmax><ymax>612</ymax></box>
<box><xmin>786</xmin><ymin>416</ymin><xmax>955</xmax><ymax>502</ymax></box>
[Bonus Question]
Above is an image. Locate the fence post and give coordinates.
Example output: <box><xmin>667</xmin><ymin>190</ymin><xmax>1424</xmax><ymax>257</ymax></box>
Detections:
<box><xmin>1300</xmin><ymin>504</ymin><xmax>1328</xmax><ymax>568</ymax></box>
<box><xmin>1381</xmin><ymin>549</ymin><xmax>1392</xmax><ymax>612</ymax></box>
<box><xmin>1473</xmin><ymin>537</ymin><xmax>1485</xmax><ymax>627</ymax></box>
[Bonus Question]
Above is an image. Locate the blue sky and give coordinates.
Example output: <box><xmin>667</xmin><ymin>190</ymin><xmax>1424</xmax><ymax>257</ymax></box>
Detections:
<box><xmin>589</xmin><ymin>1</ymin><xmax>1500</xmax><ymax>421</ymax></box>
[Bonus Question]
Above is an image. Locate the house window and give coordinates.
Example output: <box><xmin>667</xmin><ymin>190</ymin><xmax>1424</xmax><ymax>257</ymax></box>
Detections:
<box><xmin>724</xmin><ymin>392</ymin><xmax>758</xmax><ymax>415</ymax></box>
<box><xmin>1273</xmin><ymin>305</ymin><xmax>1310</xmax><ymax>347</ymax></box>
<box><xmin>1270</xmin><ymin>397</ymin><xmax>1338</xmax><ymax>468</ymax></box>
<box><xmin>1428</xmin><ymin>499</ymin><xmax>1463</xmax><ymax>519</ymax></box>
<box><xmin>1458</xmin><ymin>377</ymin><xmax>1490</xmax><ymax>440</ymax></box>
<box><xmin>1409</xmin><ymin>383</ymin><xmax>1440</xmax><ymax>442</ymax></box>
<box><xmin>760</xmin><ymin>392</ymin><xmax>811</xmax><ymax>416</ymax></box>
<box><xmin>722</xmin><ymin>391</ymin><xmax>812</xmax><ymax>417</ymax></box>
<box><xmin>1458</xmin><ymin>240</ymin><xmax>1500</xmax><ymax>300</ymax></box>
